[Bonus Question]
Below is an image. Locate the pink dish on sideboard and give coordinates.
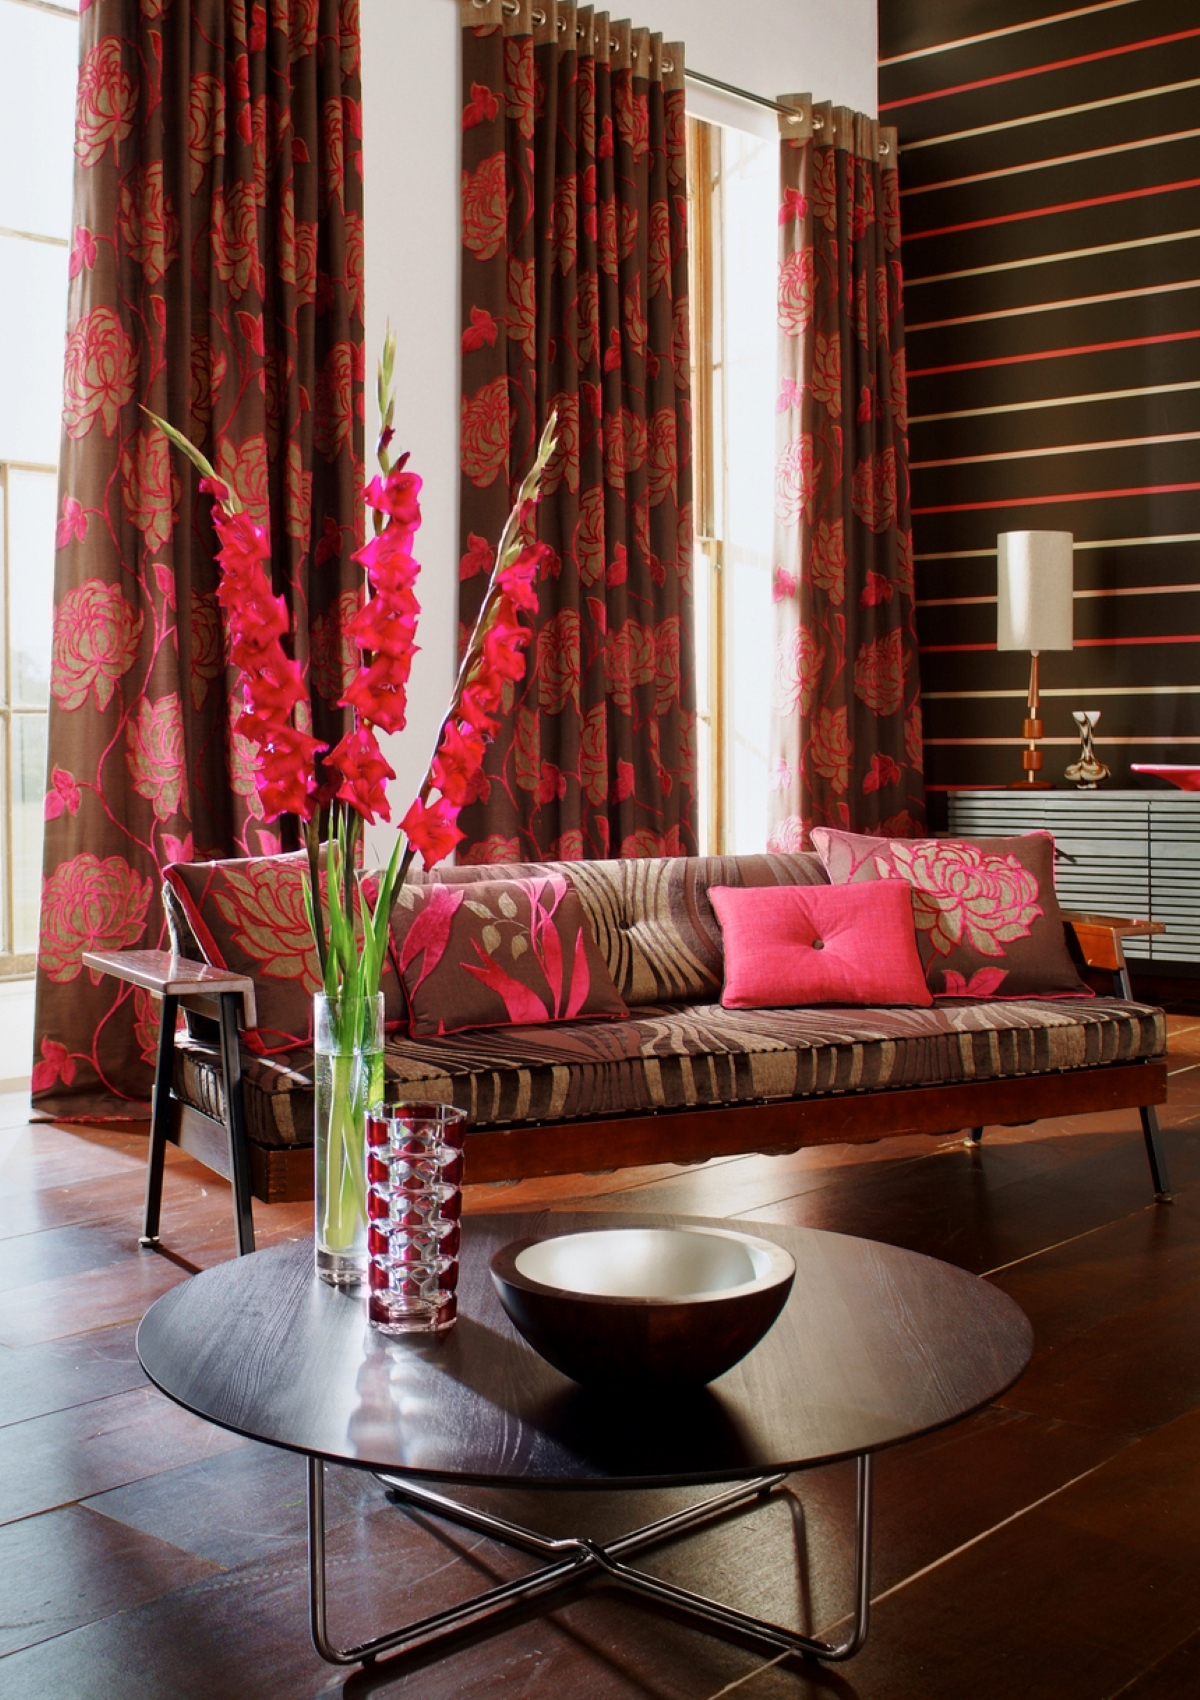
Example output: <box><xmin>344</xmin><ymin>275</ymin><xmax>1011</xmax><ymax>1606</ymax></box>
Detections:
<box><xmin>1129</xmin><ymin>765</ymin><xmax>1200</xmax><ymax>791</ymax></box>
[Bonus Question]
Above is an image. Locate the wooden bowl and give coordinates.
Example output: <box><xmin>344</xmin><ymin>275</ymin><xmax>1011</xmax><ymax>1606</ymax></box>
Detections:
<box><xmin>489</xmin><ymin>1226</ymin><xmax>796</xmax><ymax>1387</ymax></box>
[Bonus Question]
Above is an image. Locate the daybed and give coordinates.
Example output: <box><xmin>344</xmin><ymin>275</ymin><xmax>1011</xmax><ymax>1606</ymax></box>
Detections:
<box><xmin>84</xmin><ymin>849</ymin><xmax>1170</xmax><ymax>1257</ymax></box>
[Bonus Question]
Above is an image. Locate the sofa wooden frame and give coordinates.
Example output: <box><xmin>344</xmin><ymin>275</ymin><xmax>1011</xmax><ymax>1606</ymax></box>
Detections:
<box><xmin>83</xmin><ymin>910</ymin><xmax>1171</xmax><ymax>1261</ymax></box>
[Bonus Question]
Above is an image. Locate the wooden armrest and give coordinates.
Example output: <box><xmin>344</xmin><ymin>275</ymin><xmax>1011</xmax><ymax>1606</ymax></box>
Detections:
<box><xmin>1060</xmin><ymin>913</ymin><xmax>1165</xmax><ymax>975</ymax></box>
<box><xmin>1060</xmin><ymin>911</ymin><xmax>1166</xmax><ymax>937</ymax></box>
<box><xmin>82</xmin><ymin>949</ymin><xmax>257</xmax><ymax>1028</ymax></box>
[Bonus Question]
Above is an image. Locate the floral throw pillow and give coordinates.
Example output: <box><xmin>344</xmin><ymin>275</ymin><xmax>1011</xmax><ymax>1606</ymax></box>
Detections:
<box><xmin>810</xmin><ymin>828</ymin><xmax>1092</xmax><ymax>1000</ymax></box>
<box><xmin>164</xmin><ymin>851</ymin><xmax>406</xmax><ymax>1054</ymax></box>
<box><xmin>389</xmin><ymin>873</ymin><xmax>629</xmax><ymax>1037</ymax></box>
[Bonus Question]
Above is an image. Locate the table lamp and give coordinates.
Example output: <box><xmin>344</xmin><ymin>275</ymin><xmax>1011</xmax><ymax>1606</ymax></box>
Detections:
<box><xmin>996</xmin><ymin>530</ymin><xmax>1074</xmax><ymax>788</ymax></box>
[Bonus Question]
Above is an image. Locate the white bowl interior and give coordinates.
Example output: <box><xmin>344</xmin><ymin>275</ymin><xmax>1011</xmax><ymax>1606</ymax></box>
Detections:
<box><xmin>514</xmin><ymin>1228</ymin><xmax>778</xmax><ymax>1300</ymax></box>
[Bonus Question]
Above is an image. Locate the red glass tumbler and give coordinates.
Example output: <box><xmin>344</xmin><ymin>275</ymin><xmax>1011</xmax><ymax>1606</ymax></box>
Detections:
<box><xmin>366</xmin><ymin>1101</ymin><xmax>467</xmax><ymax>1334</ymax></box>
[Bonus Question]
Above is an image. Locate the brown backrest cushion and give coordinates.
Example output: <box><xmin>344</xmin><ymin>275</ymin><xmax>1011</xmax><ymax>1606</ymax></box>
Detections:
<box><xmin>164</xmin><ymin>851</ymin><xmax>406</xmax><ymax>1054</ymax></box>
<box><xmin>389</xmin><ymin>872</ymin><xmax>629</xmax><ymax>1036</ymax></box>
<box><xmin>811</xmin><ymin>827</ymin><xmax>1091</xmax><ymax>1000</ymax></box>
<box><xmin>407</xmin><ymin>852</ymin><xmax>829</xmax><ymax>1007</ymax></box>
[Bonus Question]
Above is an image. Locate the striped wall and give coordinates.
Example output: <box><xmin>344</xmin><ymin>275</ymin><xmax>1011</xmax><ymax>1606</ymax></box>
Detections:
<box><xmin>878</xmin><ymin>0</ymin><xmax>1200</xmax><ymax>807</ymax></box>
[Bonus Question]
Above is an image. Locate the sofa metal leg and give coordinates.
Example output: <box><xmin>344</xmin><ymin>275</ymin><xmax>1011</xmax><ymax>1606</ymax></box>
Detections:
<box><xmin>140</xmin><ymin>993</ymin><xmax>179</xmax><ymax>1248</ymax></box>
<box><xmin>966</xmin><ymin>1127</ymin><xmax>984</xmax><ymax>1145</ymax></box>
<box><xmin>1112</xmin><ymin>967</ymin><xmax>1171</xmax><ymax>1198</ymax></box>
<box><xmin>218</xmin><ymin>992</ymin><xmax>256</xmax><ymax>1255</ymax></box>
<box><xmin>1140</xmin><ymin>1104</ymin><xmax>1172</xmax><ymax>1200</ymax></box>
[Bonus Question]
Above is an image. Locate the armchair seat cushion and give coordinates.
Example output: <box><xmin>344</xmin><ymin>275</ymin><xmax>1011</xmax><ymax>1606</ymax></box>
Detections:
<box><xmin>173</xmin><ymin>994</ymin><xmax>1166</xmax><ymax>1150</ymax></box>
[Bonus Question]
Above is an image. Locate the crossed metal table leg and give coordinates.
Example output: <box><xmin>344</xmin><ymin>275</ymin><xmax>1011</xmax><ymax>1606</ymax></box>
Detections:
<box><xmin>307</xmin><ymin>1453</ymin><xmax>873</xmax><ymax>1669</ymax></box>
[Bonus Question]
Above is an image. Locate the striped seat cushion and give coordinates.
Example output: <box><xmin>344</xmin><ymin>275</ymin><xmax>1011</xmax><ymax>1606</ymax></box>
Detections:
<box><xmin>173</xmin><ymin>996</ymin><xmax>1166</xmax><ymax>1150</ymax></box>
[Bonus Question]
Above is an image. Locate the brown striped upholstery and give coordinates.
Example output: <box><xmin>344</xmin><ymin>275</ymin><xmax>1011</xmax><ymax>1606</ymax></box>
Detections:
<box><xmin>408</xmin><ymin>853</ymin><xmax>828</xmax><ymax>1007</ymax></box>
<box><xmin>165</xmin><ymin>851</ymin><xmax>1167</xmax><ymax>1153</ymax></box>
<box><xmin>173</xmin><ymin>995</ymin><xmax>1166</xmax><ymax>1151</ymax></box>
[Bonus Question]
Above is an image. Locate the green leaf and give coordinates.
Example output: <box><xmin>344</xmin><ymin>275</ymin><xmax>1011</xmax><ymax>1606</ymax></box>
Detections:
<box><xmin>140</xmin><ymin>407</ymin><xmax>240</xmax><ymax>510</ymax></box>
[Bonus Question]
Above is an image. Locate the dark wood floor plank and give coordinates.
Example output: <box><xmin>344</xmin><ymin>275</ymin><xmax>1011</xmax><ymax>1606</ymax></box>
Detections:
<box><xmin>84</xmin><ymin>1442</ymin><xmax>390</xmax><ymax>1569</ymax></box>
<box><xmin>0</xmin><ymin>1504</ymin><xmax>222</xmax><ymax>1658</ymax></box>
<box><xmin>0</xmin><ymin>1222</ymin><xmax>140</xmax><ymax>1295</ymax></box>
<box><xmin>1111</xmin><ymin>1627</ymin><xmax>1200</xmax><ymax>1699</ymax></box>
<box><xmin>0</xmin><ymin>1387</ymin><xmax>247</xmax><ymax>1527</ymax></box>
<box><xmin>0</xmin><ymin>1499</ymin><xmax>788</xmax><ymax>1700</ymax></box>
<box><xmin>0</xmin><ymin>1322</ymin><xmax>144</xmax><ymax>1428</ymax></box>
<box><xmin>997</xmin><ymin>1272</ymin><xmax>1200</xmax><ymax>1438</ymax></box>
<box><xmin>0</xmin><ymin>1249</ymin><xmax>190</xmax><ymax>1348</ymax></box>
<box><xmin>733</xmin><ymin>1127</ymin><xmax>1183</xmax><ymax>1276</ymax></box>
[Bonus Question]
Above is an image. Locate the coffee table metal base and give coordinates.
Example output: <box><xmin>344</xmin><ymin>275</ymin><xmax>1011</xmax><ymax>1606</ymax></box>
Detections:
<box><xmin>307</xmin><ymin>1454</ymin><xmax>873</xmax><ymax>1669</ymax></box>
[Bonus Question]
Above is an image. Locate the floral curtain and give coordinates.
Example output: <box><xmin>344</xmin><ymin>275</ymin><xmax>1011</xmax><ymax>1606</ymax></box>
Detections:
<box><xmin>33</xmin><ymin>0</ymin><xmax>364</xmax><ymax>1120</ymax></box>
<box><xmin>457</xmin><ymin>0</ymin><xmax>695</xmax><ymax>864</ymax></box>
<box><xmin>767</xmin><ymin>101</ymin><xmax>925</xmax><ymax>850</ymax></box>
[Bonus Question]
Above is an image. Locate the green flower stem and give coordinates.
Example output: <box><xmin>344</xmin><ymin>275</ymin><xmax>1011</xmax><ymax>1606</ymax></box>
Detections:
<box><xmin>320</xmin><ymin>1049</ymin><xmax>367</xmax><ymax>1253</ymax></box>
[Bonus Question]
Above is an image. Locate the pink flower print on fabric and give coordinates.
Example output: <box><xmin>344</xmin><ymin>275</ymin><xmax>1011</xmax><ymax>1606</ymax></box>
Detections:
<box><xmin>886</xmin><ymin>840</ymin><xmax>1043</xmax><ymax>959</ymax></box>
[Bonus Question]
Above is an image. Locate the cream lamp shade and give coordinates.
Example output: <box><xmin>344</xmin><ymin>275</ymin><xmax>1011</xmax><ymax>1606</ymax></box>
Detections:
<box><xmin>996</xmin><ymin>531</ymin><xmax>1074</xmax><ymax>653</ymax></box>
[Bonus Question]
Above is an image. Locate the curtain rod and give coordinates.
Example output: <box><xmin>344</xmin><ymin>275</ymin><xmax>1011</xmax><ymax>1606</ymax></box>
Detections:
<box><xmin>684</xmin><ymin>69</ymin><xmax>806</xmax><ymax>124</ymax></box>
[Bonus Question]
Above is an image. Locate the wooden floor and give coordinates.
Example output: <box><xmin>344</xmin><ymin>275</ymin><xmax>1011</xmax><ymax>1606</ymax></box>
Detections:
<box><xmin>4</xmin><ymin>1022</ymin><xmax>1200</xmax><ymax>1698</ymax></box>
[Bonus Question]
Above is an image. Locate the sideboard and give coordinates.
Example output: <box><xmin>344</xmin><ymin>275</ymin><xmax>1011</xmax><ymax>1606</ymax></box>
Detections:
<box><xmin>946</xmin><ymin>790</ymin><xmax>1200</xmax><ymax>967</ymax></box>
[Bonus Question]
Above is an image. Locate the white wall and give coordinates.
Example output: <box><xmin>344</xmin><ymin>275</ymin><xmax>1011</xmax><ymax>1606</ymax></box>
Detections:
<box><xmin>359</xmin><ymin>0</ymin><xmax>878</xmax><ymax>855</ymax></box>
<box><xmin>360</xmin><ymin>0</ymin><xmax>463</xmax><ymax>857</ymax></box>
<box><xmin>652</xmin><ymin>0</ymin><xmax>877</xmax><ymax>135</ymax></box>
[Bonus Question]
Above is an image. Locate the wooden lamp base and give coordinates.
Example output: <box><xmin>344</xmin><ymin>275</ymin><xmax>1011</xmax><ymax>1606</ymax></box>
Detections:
<box><xmin>1008</xmin><ymin>652</ymin><xmax>1052</xmax><ymax>789</ymax></box>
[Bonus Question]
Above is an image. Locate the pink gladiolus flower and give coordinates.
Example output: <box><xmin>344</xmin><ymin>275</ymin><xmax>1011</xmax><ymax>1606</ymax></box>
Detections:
<box><xmin>345</xmin><ymin>590</ymin><xmax>420</xmax><ymax>657</ymax></box>
<box><xmin>353</xmin><ymin>527</ymin><xmax>421</xmax><ymax>592</ymax></box>
<box><xmin>401</xmin><ymin>795</ymin><xmax>464</xmax><ymax>870</ymax></box>
<box><xmin>431</xmin><ymin>721</ymin><xmax>487</xmax><ymax>806</ymax></box>
<box><xmin>341</xmin><ymin>651</ymin><xmax>416</xmax><ymax>733</ymax></box>
<box><xmin>212</xmin><ymin>507</ymin><xmax>270</xmax><ymax>561</ymax></box>
<box><xmin>325</xmin><ymin>725</ymin><xmax>396</xmax><ymax>824</ymax></box>
<box><xmin>241</xmin><ymin>655</ymin><xmax>308</xmax><ymax>718</ymax></box>
<box><xmin>458</xmin><ymin>683</ymin><xmax>500</xmax><ymax>736</ymax></box>
<box><xmin>364</xmin><ymin>464</ymin><xmax>422</xmax><ymax>536</ymax></box>
<box><xmin>481</xmin><ymin>618</ymin><xmax>529</xmax><ymax>683</ymax></box>
<box><xmin>497</xmin><ymin>543</ymin><xmax>547</xmax><ymax>614</ymax></box>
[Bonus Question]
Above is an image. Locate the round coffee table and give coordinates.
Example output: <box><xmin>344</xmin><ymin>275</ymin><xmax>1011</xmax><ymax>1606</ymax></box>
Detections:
<box><xmin>136</xmin><ymin>1213</ymin><xmax>1031</xmax><ymax>1670</ymax></box>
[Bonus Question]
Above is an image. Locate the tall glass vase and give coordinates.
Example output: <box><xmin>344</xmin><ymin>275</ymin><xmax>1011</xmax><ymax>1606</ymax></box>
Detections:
<box><xmin>313</xmin><ymin>992</ymin><xmax>384</xmax><ymax>1287</ymax></box>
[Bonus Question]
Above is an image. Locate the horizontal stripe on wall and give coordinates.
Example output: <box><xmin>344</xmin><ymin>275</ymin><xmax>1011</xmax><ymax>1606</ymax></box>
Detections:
<box><xmin>900</xmin><ymin>77</ymin><xmax>1200</xmax><ymax>157</ymax></box>
<box><xmin>923</xmin><ymin>685</ymin><xmax>1200</xmax><ymax>698</ymax></box>
<box><xmin>909</xmin><ymin>328</ymin><xmax>1200</xmax><ymax>379</ymax></box>
<box><xmin>907</xmin><ymin>278</ymin><xmax>1200</xmax><ymax>335</ymax></box>
<box><xmin>914</xmin><ymin>485</ymin><xmax>1200</xmax><ymax>517</ymax></box>
<box><xmin>880</xmin><ymin>27</ymin><xmax>1200</xmax><ymax>114</ymax></box>
<box><xmin>922</xmin><ymin>636</ymin><xmax>1200</xmax><ymax>652</ymax></box>
<box><xmin>880</xmin><ymin>0</ymin><xmax>1139</xmax><ymax>69</ymax></box>
<box><xmin>913</xmin><ymin>430</ymin><xmax>1200</xmax><ymax>471</ymax></box>
<box><xmin>918</xmin><ymin>586</ymin><xmax>1200</xmax><ymax>607</ymax></box>
<box><xmin>911</xmin><ymin>380</ymin><xmax>1200</xmax><ymax>426</ymax></box>
<box><xmin>905</xmin><ymin>226</ymin><xmax>1200</xmax><ymax>289</ymax></box>
<box><xmin>902</xmin><ymin>174</ymin><xmax>1200</xmax><ymax>243</ymax></box>
<box><xmin>925</xmin><ymin>736</ymin><xmax>1200</xmax><ymax>745</ymax></box>
<box><xmin>900</xmin><ymin>127</ymin><xmax>1200</xmax><ymax>200</ymax></box>
<box><xmin>915</xmin><ymin>535</ymin><xmax>1200</xmax><ymax>559</ymax></box>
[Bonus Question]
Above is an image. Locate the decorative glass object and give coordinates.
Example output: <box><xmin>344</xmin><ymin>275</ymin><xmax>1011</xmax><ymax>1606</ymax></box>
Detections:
<box><xmin>1065</xmin><ymin>710</ymin><xmax>1110</xmax><ymax>788</ymax></box>
<box><xmin>366</xmin><ymin>1101</ymin><xmax>467</xmax><ymax>1333</ymax></box>
<box><xmin>313</xmin><ymin>992</ymin><xmax>385</xmax><ymax>1287</ymax></box>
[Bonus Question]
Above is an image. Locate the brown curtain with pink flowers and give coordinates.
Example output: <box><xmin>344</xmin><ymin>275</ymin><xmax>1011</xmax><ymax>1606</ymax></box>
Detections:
<box><xmin>767</xmin><ymin>101</ymin><xmax>925</xmax><ymax>852</ymax></box>
<box><xmin>456</xmin><ymin>0</ymin><xmax>696</xmax><ymax>864</ymax></box>
<box><xmin>32</xmin><ymin>0</ymin><xmax>364</xmax><ymax>1120</ymax></box>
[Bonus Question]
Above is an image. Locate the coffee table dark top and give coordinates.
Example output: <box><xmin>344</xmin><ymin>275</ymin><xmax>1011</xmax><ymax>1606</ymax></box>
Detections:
<box><xmin>136</xmin><ymin>1214</ymin><xmax>1032</xmax><ymax>1490</ymax></box>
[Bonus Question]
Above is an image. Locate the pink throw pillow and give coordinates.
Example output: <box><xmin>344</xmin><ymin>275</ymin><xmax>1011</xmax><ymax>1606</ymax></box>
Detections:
<box><xmin>708</xmin><ymin>881</ymin><xmax>933</xmax><ymax>1009</ymax></box>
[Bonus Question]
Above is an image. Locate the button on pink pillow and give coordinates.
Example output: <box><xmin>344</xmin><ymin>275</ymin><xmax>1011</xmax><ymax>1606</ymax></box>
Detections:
<box><xmin>709</xmin><ymin>881</ymin><xmax>933</xmax><ymax>1009</ymax></box>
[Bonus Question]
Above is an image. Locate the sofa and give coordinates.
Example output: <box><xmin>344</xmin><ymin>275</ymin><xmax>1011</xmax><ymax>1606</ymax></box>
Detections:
<box><xmin>84</xmin><ymin>846</ymin><xmax>1169</xmax><ymax>1256</ymax></box>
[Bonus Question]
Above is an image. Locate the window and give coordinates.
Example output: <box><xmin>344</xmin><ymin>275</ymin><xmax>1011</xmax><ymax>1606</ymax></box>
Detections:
<box><xmin>688</xmin><ymin>116</ymin><xmax>779</xmax><ymax>856</ymax></box>
<box><xmin>1</xmin><ymin>464</ymin><xmax>55</xmax><ymax>974</ymax></box>
<box><xmin>0</xmin><ymin>0</ymin><xmax>77</xmax><ymax>981</ymax></box>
